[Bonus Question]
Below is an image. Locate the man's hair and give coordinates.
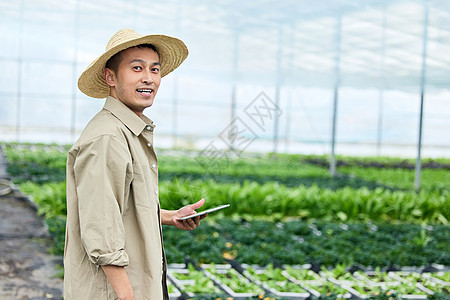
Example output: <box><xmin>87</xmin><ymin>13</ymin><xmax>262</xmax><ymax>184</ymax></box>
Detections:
<box><xmin>105</xmin><ymin>44</ymin><xmax>158</xmax><ymax>74</ymax></box>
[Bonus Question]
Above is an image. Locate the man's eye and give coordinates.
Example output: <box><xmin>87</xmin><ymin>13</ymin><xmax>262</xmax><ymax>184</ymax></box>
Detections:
<box><xmin>152</xmin><ymin>68</ymin><xmax>160</xmax><ymax>72</ymax></box>
<box><xmin>133</xmin><ymin>66</ymin><xmax>142</xmax><ymax>71</ymax></box>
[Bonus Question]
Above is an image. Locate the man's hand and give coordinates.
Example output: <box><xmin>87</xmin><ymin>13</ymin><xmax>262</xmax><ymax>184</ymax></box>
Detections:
<box><xmin>161</xmin><ymin>198</ymin><xmax>207</xmax><ymax>230</ymax></box>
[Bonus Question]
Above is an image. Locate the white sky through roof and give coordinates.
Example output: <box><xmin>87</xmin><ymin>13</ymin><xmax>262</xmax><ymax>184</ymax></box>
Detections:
<box><xmin>0</xmin><ymin>0</ymin><xmax>449</xmax><ymax>157</ymax></box>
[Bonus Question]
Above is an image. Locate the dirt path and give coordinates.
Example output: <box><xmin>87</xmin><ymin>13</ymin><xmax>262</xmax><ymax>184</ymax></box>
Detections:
<box><xmin>0</xmin><ymin>149</ymin><xmax>63</xmax><ymax>299</ymax></box>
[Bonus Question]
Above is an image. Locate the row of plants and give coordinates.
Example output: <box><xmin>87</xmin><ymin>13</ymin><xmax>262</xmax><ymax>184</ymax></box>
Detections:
<box><xmin>159</xmin><ymin>179</ymin><xmax>449</xmax><ymax>224</ymax></box>
<box><xmin>10</xmin><ymin>178</ymin><xmax>450</xmax><ymax>266</ymax></box>
<box><xmin>3</xmin><ymin>143</ymin><xmax>68</xmax><ymax>183</ymax></box>
<box><xmin>5</xmin><ymin>143</ymin><xmax>447</xmax><ymax>225</ymax></box>
<box><xmin>166</xmin><ymin>262</ymin><xmax>449</xmax><ymax>299</ymax></box>
<box><xmin>160</xmin><ymin>154</ymin><xmax>450</xmax><ymax>193</ymax></box>
<box><xmin>300</xmin><ymin>154</ymin><xmax>450</xmax><ymax>170</ymax></box>
<box><xmin>17</xmin><ymin>176</ymin><xmax>449</xmax><ymax>236</ymax></box>
<box><xmin>337</xmin><ymin>166</ymin><xmax>449</xmax><ymax>193</ymax></box>
<box><xmin>13</xmin><ymin>178</ymin><xmax>450</xmax><ymax>267</ymax></box>
<box><xmin>162</xmin><ymin>218</ymin><xmax>449</xmax><ymax>267</ymax></box>
<box><xmin>2</xmin><ymin>143</ymin><xmax>449</xmax><ymax>254</ymax></box>
<box><xmin>10</xmin><ymin>177</ymin><xmax>450</xmax><ymax>267</ymax></box>
<box><xmin>18</xmin><ymin>181</ymin><xmax>66</xmax><ymax>255</ymax></box>
<box><xmin>4</xmin><ymin>143</ymin><xmax>450</xmax><ymax>193</ymax></box>
<box><xmin>2</xmin><ymin>143</ymin><xmax>449</xmax><ymax>299</ymax></box>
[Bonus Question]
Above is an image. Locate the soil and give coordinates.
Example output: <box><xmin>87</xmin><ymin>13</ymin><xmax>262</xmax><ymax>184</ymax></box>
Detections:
<box><xmin>0</xmin><ymin>149</ymin><xmax>63</xmax><ymax>299</ymax></box>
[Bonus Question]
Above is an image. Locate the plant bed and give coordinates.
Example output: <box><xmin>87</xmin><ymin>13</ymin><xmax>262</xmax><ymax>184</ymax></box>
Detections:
<box><xmin>325</xmin><ymin>271</ymin><xmax>430</xmax><ymax>299</ymax></box>
<box><xmin>167</xmin><ymin>264</ymin><xmax>223</xmax><ymax>298</ymax></box>
<box><xmin>242</xmin><ymin>264</ymin><xmax>310</xmax><ymax>299</ymax></box>
<box><xmin>320</xmin><ymin>266</ymin><xmax>400</xmax><ymax>299</ymax></box>
<box><xmin>201</xmin><ymin>264</ymin><xmax>265</xmax><ymax>299</ymax></box>
<box><xmin>353</xmin><ymin>269</ymin><xmax>396</xmax><ymax>284</ymax></box>
<box><xmin>321</xmin><ymin>265</ymin><xmax>436</xmax><ymax>299</ymax></box>
<box><xmin>282</xmin><ymin>266</ymin><xmax>351</xmax><ymax>299</ymax></box>
<box><xmin>300</xmin><ymin>280</ymin><xmax>351</xmax><ymax>299</ymax></box>
<box><xmin>342</xmin><ymin>282</ymin><xmax>403</xmax><ymax>299</ymax></box>
<box><xmin>167</xmin><ymin>279</ymin><xmax>182</xmax><ymax>300</ymax></box>
<box><xmin>348</xmin><ymin>281</ymin><xmax>430</xmax><ymax>300</ymax></box>
<box><xmin>283</xmin><ymin>265</ymin><xmax>323</xmax><ymax>281</ymax></box>
<box><xmin>422</xmin><ymin>270</ymin><xmax>450</xmax><ymax>289</ymax></box>
<box><xmin>388</xmin><ymin>271</ymin><xmax>446</xmax><ymax>296</ymax></box>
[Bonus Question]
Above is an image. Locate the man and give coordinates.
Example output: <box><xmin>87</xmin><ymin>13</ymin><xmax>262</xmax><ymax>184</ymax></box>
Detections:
<box><xmin>64</xmin><ymin>29</ymin><xmax>206</xmax><ymax>300</ymax></box>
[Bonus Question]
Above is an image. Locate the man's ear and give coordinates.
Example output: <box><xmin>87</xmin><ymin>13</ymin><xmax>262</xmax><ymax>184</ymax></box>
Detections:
<box><xmin>104</xmin><ymin>68</ymin><xmax>116</xmax><ymax>87</ymax></box>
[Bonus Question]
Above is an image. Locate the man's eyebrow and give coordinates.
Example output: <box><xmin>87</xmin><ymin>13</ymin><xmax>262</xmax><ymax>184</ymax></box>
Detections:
<box><xmin>130</xmin><ymin>59</ymin><xmax>161</xmax><ymax>66</ymax></box>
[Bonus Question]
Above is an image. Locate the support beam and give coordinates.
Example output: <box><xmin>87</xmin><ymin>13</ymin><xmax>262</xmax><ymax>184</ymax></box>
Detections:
<box><xmin>171</xmin><ymin>0</ymin><xmax>182</xmax><ymax>148</ymax></box>
<box><xmin>273</xmin><ymin>27</ymin><xmax>283</xmax><ymax>154</ymax></box>
<box><xmin>414</xmin><ymin>2</ymin><xmax>429</xmax><ymax>191</ymax></box>
<box><xmin>330</xmin><ymin>14</ymin><xmax>342</xmax><ymax>177</ymax></box>
<box><xmin>330</xmin><ymin>87</ymin><xmax>339</xmax><ymax>176</ymax></box>
<box><xmin>377</xmin><ymin>5</ymin><xmax>387</xmax><ymax>156</ymax></box>
<box><xmin>171</xmin><ymin>75</ymin><xmax>179</xmax><ymax>147</ymax></box>
<box><xmin>229</xmin><ymin>33</ymin><xmax>240</xmax><ymax>152</ymax></box>
<box><xmin>15</xmin><ymin>0</ymin><xmax>24</xmax><ymax>141</ymax></box>
<box><xmin>70</xmin><ymin>0</ymin><xmax>80</xmax><ymax>140</ymax></box>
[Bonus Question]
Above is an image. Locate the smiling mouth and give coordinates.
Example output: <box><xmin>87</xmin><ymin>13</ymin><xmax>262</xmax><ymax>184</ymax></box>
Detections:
<box><xmin>136</xmin><ymin>88</ymin><xmax>154</xmax><ymax>95</ymax></box>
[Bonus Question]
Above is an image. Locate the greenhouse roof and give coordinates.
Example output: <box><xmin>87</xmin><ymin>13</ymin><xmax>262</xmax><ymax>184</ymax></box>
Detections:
<box><xmin>1</xmin><ymin>0</ymin><xmax>450</xmax><ymax>92</ymax></box>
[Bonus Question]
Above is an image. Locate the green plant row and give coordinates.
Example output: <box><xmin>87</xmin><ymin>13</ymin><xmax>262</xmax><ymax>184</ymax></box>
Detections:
<box><xmin>337</xmin><ymin>166</ymin><xmax>450</xmax><ymax>193</ymax></box>
<box><xmin>15</xmin><ymin>178</ymin><xmax>450</xmax><ymax>265</ymax></box>
<box><xmin>16</xmin><ymin>180</ymin><xmax>450</xmax><ymax>266</ymax></box>
<box><xmin>18</xmin><ymin>181</ymin><xmax>67</xmax><ymax>255</ymax></box>
<box><xmin>159</xmin><ymin>154</ymin><xmax>329</xmax><ymax>180</ymax></box>
<box><xmin>18</xmin><ymin>175</ymin><xmax>449</xmax><ymax>244</ymax></box>
<box><xmin>159</xmin><ymin>179</ymin><xmax>449</xmax><ymax>224</ymax></box>
<box><xmin>163</xmin><ymin>218</ymin><xmax>449</xmax><ymax>267</ymax></box>
<box><xmin>4</xmin><ymin>143</ymin><xmax>449</xmax><ymax>193</ymax></box>
<box><xmin>159</xmin><ymin>155</ymin><xmax>450</xmax><ymax>192</ymax></box>
<box><xmin>299</xmin><ymin>154</ymin><xmax>450</xmax><ymax>170</ymax></box>
<box><xmin>2</xmin><ymin>143</ymin><xmax>68</xmax><ymax>167</ymax></box>
<box><xmin>3</xmin><ymin>144</ymin><xmax>67</xmax><ymax>184</ymax></box>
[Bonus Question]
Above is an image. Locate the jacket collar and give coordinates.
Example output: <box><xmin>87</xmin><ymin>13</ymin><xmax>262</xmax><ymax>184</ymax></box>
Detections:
<box><xmin>103</xmin><ymin>96</ymin><xmax>155</xmax><ymax>136</ymax></box>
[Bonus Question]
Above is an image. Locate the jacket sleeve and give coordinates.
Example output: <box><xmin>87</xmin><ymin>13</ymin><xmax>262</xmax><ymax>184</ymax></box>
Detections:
<box><xmin>73</xmin><ymin>134</ymin><xmax>133</xmax><ymax>266</ymax></box>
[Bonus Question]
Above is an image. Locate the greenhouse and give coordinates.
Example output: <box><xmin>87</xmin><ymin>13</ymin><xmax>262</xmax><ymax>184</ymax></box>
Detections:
<box><xmin>0</xmin><ymin>0</ymin><xmax>449</xmax><ymax>299</ymax></box>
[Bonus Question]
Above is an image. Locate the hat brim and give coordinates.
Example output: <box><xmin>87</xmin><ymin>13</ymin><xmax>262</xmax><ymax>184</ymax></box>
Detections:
<box><xmin>78</xmin><ymin>34</ymin><xmax>188</xmax><ymax>99</ymax></box>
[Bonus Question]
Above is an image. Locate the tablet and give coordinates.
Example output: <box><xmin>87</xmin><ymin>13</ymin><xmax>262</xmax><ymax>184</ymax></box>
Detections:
<box><xmin>177</xmin><ymin>204</ymin><xmax>230</xmax><ymax>220</ymax></box>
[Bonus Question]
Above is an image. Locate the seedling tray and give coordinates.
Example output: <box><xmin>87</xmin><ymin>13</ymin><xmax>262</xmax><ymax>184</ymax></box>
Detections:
<box><xmin>167</xmin><ymin>264</ymin><xmax>223</xmax><ymax>298</ymax></box>
<box><xmin>201</xmin><ymin>264</ymin><xmax>265</xmax><ymax>299</ymax></box>
<box><xmin>331</xmin><ymin>274</ymin><xmax>429</xmax><ymax>300</ymax></box>
<box><xmin>422</xmin><ymin>271</ymin><xmax>450</xmax><ymax>287</ymax></box>
<box><xmin>388</xmin><ymin>271</ymin><xmax>440</xmax><ymax>298</ymax></box>
<box><xmin>241</xmin><ymin>264</ymin><xmax>310</xmax><ymax>299</ymax></box>
<box><xmin>167</xmin><ymin>279</ymin><xmax>181</xmax><ymax>300</ymax></box>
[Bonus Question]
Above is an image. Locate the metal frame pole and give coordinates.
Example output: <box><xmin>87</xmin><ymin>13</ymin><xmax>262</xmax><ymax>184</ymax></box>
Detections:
<box><xmin>284</xmin><ymin>25</ymin><xmax>295</xmax><ymax>154</ymax></box>
<box><xmin>171</xmin><ymin>75</ymin><xmax>179</xmax><ymax>147</ymax></box>
<box><xmin>15</xmin><ymin>0</ymin><xmax>24</xmax><ymax>141</ymax></box>
<box><xmin>273</xmin><ymin>27</ymin><xmax>283</xmax><ymax>154</ymax></box>
<box><xmin>377</xmin><ymin>5</ymin><xmax>387</xmax><ymax>156</ymax></box>
<box><xmin>229</xmin><ymin>33</ymin><xmax>240</xmax><ymax>151</ymax></box>
<box><xmin>414</xmin><ymin>1</ymin><xmax>429</xmax><ymax>191</ymax></box>
<box><xmin>70</xmin><ymin>0</ymin><xmax>80</xmax><ymax>140</ymax></box>
<box><xmin>330</xmin><ymin>14</ymin><xmax>342</xmax><ymax>177</ymax></box>
<box><xmin>330</xmin><ymin>87</ymin><xmax>339</xmax><ymax>176</ymax></box>
<box><xmin>171</xmin><ymin>0</ymin><xmax>182</xmax><ymax>148</ymax></box>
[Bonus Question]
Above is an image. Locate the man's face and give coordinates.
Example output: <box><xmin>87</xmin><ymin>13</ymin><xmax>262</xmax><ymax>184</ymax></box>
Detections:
<box><xmin>105</xmin><ymin>47</ymin><xmax>161</xmax><ymax>116</ymax></box>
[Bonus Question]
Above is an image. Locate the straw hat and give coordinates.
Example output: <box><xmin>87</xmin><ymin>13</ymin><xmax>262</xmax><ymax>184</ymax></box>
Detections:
<box><xmin>78</xmin><ymin>28</ymin><xmax>188</xmax><ymax>98</ymax></box>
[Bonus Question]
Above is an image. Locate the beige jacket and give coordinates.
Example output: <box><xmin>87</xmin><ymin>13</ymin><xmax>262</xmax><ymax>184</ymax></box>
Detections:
<box><xmin>64</xmin><ymin>96</ymin><xmax>168</xmax><ymax>299</ymax></box>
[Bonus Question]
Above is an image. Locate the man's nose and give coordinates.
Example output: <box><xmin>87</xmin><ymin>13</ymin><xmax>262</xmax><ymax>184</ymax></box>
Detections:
<box><xmin>142</xmin><ymin>69</ymin><xmax>154</xmax><ymax>84</ymax></box>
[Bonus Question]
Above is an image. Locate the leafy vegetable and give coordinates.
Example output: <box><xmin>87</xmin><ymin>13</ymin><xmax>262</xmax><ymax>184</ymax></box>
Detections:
<box><xmin>203</xmin><ymin>264</ymin><xmax>264</xmax><ymax>294</ymax></box>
